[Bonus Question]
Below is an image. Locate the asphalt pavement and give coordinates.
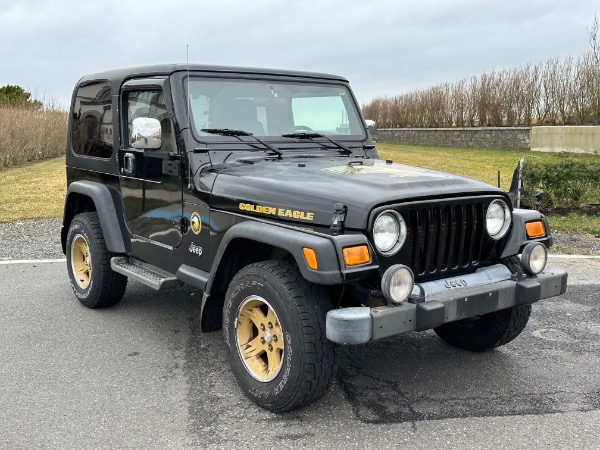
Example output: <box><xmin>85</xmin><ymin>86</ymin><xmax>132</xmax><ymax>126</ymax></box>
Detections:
<box><xmin>1</xmin><ymin>257</ymin><xmax>599</xmax><ymax>449</ymax></box>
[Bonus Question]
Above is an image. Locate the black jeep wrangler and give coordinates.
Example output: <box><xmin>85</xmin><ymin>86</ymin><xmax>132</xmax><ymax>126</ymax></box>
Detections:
<box><xmin>62</xmin><ymin>64</ymin><xmax>567</xmax><ymax>412</ymax></box>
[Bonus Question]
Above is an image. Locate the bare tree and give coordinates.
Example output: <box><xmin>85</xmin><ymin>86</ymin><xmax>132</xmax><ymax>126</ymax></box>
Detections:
<box><xmin>362</xmin><ymin>17</ymin><xmax>600</xmax><ymax>129</ymax></box>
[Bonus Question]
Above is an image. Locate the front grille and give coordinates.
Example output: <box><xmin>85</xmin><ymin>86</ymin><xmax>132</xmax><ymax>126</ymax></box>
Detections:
<box><xmin>372</xmin><ymin>197</ymin><xmax>507</xmax><ymax>283</ymax></box>
<box><xmin>405</xmin><ymin>202</ymin><xmax>484</xmax><ymax>277</ymax></box>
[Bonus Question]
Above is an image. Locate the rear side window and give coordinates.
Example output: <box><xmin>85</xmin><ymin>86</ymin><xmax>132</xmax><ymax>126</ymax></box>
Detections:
<box><xmin>71</xmin><ymin>81</ymin><xmax>113</xmax><ymax>158</ymax></box>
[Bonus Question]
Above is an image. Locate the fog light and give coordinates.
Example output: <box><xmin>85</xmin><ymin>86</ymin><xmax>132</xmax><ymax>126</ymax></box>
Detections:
<box><xmin>381</xmin><ymin>264</ymin><xmax>414</xmax><ymax>304</ymax></box>
<box><xmin>521</xmin><ymin>242</ymin><xmax>547</xmax><ymax>275</ymax></box>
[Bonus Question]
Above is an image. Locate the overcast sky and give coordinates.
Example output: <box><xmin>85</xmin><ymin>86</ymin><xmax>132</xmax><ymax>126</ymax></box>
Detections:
<box><xmin>0</xmin><ymin>0</ymin><xmax>597</xmax><ymax>109</ymax></box>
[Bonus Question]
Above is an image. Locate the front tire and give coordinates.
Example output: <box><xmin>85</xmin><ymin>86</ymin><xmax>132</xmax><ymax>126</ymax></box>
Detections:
<box><xmin>66</xmin><ymin>212</ymin><xmax>127</xmax><ymax>308</ymax></box>
<box><xmin>223</xmin><ymin>260</ymin><xmax>334</xmax><ymax>412</ymax></box>
<box><xmin>434</xmin><ymin>305</ymin><xmax>532</xmax><ymax>352</ymax></box>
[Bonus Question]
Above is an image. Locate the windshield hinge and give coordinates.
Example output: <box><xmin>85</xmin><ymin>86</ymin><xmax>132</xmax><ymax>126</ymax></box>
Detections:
<box><xmin>162</xmin><ymin>159</ymin><xmax>181</xmax><ymax>176</ymax></box>
<box><xmin>330</xmin><ymin>203</ymin><xmax>347</xmax><ymax>235</ymax></box>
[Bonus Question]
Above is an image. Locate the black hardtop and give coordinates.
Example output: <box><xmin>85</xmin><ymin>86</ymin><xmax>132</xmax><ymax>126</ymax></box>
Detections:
<box><xmin>77</xmin><ymin>64</ymin><xmax>349</xmax><ymax>86</ymax></box>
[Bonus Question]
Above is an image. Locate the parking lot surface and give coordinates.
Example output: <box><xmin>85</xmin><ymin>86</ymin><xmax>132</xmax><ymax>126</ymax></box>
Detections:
<box><xmin>1</xmin><ymin>258</ymin><xmax>599</xmax><ymax>449</ymax></box>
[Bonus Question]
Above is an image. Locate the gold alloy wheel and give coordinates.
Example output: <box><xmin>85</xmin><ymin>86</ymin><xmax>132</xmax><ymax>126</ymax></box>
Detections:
<box><xmin>71</xmin><ymin>234</ymin><xmax>92</xmax><ymax>289</ymax></box>
<box><xmin>235</xmin><ymin>296</ymin><xmax>285</xmax><ymax>382</ymax></box>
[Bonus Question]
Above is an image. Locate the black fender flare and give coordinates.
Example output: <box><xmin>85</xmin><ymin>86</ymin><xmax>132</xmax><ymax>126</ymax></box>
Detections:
<box><xmin>63</xmin><ymin>181</ymin><xmax>131</xmax><ymax>254</ymax></box>
<box><xmin>190</xmin><ymin>220</ymin><xmax>379</xmax><ymax>333</ymax></box>
<box><xmin>500</xmin><ymin>208</ymin><xmax>553</xmax><ymax>258</ymax></box>
<box><xmin>206</xmin><ymin>221</ymin><xmax>344</xmax><ymax>294</ymax></box>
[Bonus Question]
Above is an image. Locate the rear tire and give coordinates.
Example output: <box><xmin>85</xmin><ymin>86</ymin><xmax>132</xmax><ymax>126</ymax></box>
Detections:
<box><xmin>223</xmin><ymin>259</ymin><xmax>334</xmax><ymax>412</ymax></box>
<box><xmin>66</xmin><ymin>212</ymin><xmax>127</xmax><ymax>308</ymax></box>
<box><xmin>434</xmin><ymin>305</ymin><xmax>532</xmax><ymax>352</ymax></box>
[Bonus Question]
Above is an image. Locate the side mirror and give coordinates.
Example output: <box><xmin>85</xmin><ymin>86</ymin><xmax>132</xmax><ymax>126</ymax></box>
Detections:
<box><xmin>365</xmin><ymin>119</ymin><xmax>377</xmax><ymax>140</ymax></box>
<box><xmin>131</xmin><ymin>117</ymin><xmax>161</xmax><ymax>149</ymax></box>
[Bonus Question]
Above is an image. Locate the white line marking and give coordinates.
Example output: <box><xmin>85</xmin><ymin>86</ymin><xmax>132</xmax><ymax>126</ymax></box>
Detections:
<box><xmin>0</xmin><ymin>259</ymin><xmax>66</xmax><ymax>265</ymax></box>
<box><xmin>549</xmin><ymin>254</ymin><xmax>600</xmax><ymax>259</ymax></box>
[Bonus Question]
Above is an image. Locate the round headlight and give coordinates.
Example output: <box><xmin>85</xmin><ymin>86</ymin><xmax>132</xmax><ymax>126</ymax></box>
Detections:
<box><xmin>373</xmin><ymin>211</ymin><xmax>407</xmax><ymax>255</ymax></box>
<box><xmin>486</xmin><ymin>200</ymin><xmax>511</xmax><ymax>240</ymax></box>
<box><xmin>381</xmin><ymin>264</ymin><xmax>414</xmax><ymax>304</ymax></box>
<box><xmin>521</xmin><ymin>242</ymin><xmax>547</xmax><ymax>275</ymax></box>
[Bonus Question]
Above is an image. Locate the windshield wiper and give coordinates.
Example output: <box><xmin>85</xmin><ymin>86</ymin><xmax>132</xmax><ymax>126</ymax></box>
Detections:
<box><xmin>201</xmin><ymin>128</ymin><xmax>283</xmax><ymax>159</ymax></box>
<box><xmin>281</xmin><ymin>132</ymin><xmax>353</xmax><ymax>156</ymax></box>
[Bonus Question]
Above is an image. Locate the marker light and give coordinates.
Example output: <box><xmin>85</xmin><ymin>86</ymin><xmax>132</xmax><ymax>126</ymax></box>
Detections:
<box><xmin>526</xmin><ymin>220</ymin><xmax>546</xmax><ymax>238</ymax></box>
<box><xmin>343</xmin><ymin>245</ymin><xmax>371</xmax><ymax>266</ymax></box>
<box><xmin>303</xmin><ymin>248</ymin><xmax>318</xmax><ymax>270</ymax></box>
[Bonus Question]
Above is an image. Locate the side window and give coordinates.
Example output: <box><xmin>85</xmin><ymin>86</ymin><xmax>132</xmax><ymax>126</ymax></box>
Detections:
<box><xmin>125</xmin><ymin>90</ymin><xmax>174</xmax><ymax>151</ymax></box>
<box><xmin>71</xmin><ymin>81</ymin><xmax>113</xmax><ymax>158</ymax></box>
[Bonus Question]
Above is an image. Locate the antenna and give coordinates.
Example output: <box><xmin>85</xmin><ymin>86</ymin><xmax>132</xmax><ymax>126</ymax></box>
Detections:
<box><xmin>186</xmin><ymin>44</ymin><xmax>191</xmax><ymax>129</ymax></box>
<box><xmin>186</xmin><ymin>44</ymin><xmax>193</xmax><ymax>191</ymax></box>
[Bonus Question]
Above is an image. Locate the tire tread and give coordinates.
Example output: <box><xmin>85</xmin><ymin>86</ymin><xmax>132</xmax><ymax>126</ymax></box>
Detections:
<box><xmin>434</xmin><ymin>304</ymin><xmax>532</xmax><ymax>352</ymax></box>
<box><xmin>67</xmin><ymin>212</ymin><xmax>127</xmax><ymax>308</ymax></box>
<box><xmin>225</xmin><ymin>259</ymin><xmax>334</xmax><ymax>412</ymax></box>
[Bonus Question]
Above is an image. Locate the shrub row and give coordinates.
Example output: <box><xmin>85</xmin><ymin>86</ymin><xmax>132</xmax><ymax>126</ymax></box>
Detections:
<box><xmin>363</xmin><ymin>18</ymin><xmax>600</xmax><ymax>128</ymax></box>
<box><xmin>0</xmin><ymin>106</ymin><xmax>67</xmax><ymax>168</ymax></box>
<box><xmin>362</xmin><ymin>53</ymin><xmax>600</xmax><ymax>128</ymax></box>
<box><xmin>521</xmin><ymin>156</ymin><xmax>600</xmax><ymax>208</ymax></box>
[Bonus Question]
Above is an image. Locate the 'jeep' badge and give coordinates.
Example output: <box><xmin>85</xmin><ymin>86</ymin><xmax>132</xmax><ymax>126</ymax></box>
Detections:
<box><xmin>444</xmin><ymin>278</ymin><xmax>468</xmax><ymax>289</ymax></box>
<box><xmin>190</xmin><ymin>212</ymin><xmax>202</xmax><ymax>235</ymax></box>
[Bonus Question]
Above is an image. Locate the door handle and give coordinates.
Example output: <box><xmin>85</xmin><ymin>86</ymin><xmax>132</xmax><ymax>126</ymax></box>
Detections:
<box><xmin>123</xmin><ymin>153</ymin><xmax>135</xmax><ymax>175</ymax></box>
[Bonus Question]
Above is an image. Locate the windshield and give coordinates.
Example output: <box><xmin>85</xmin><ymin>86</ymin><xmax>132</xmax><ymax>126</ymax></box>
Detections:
<box><xmin>186</xmin><ymin>77</ymin><xmax>365</xmax><ymax>140</ymax></box>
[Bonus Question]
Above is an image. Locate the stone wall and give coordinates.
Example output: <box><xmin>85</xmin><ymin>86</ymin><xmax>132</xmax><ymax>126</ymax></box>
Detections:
<box><xmin>377</xmin><ymin>127</ymin><xmax>531</xmax><ymax>150</ymax></box>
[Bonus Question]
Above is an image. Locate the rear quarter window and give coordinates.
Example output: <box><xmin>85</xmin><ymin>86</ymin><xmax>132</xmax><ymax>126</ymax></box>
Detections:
<box><xmin>71</xmin><ymin>81</ymin><xmax>113</xmax><ymax>158</ymax></box>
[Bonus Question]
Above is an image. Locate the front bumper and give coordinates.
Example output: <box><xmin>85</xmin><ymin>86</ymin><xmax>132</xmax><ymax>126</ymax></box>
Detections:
<box><xmin>326</xmin><ymin>265</ymin><xmax>568</xmax><ymax>345</ymax></box>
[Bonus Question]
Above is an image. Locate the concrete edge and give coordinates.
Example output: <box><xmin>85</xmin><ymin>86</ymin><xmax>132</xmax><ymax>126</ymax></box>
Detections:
<box><xmin>0</xmin><ymin>259</ymin><xmax>66</xmax><ymax>265</ymax></box>
<box><xmin>548</xmin><ymin>254</ymin><xmax>600</xmax><ymax>259</ymax></box>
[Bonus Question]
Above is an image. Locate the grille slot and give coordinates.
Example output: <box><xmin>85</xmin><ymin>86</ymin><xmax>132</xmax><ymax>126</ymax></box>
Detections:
<box><xmin>405</xmin><ymin>202</ymin><xmax>484</xmax><ymax>277</ymax></box>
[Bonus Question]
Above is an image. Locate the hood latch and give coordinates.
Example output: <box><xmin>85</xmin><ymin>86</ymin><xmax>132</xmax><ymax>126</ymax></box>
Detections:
<box><xmin>330</xmin><ymin>203</ymin><xmax>347</xmax><ymax>235</ymax></box>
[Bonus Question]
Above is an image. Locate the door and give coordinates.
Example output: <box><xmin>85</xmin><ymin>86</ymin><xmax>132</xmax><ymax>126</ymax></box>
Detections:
<box><xmin>118</xmin><ymin>86</ymin><xmax>183</xmax><ymax>248</ymax></box>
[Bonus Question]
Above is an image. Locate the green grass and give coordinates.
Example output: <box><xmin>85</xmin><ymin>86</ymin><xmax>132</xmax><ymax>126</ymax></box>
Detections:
<box><xmin>0</xmin><ymin>156</ymin><xmax>66</xmax><ymax>222</ymax></box>
<box><xmin>377</xmin><ymin>144</ymin><xmax>600</xmax><ymax>235</ymax></box>
<box><xmin>542</xmin><ymin>213</ymin><xmax>600</xmax><ymax>236</ymax></box>
<box><xmin>377</xmin><ymin>144</ymin><xmax>524</xmax><ymax>191</ymax></box>
<box><xmin>1</xmin><ymin>147</ymin><xmax>598</xmax><ymax>235</ymax></box>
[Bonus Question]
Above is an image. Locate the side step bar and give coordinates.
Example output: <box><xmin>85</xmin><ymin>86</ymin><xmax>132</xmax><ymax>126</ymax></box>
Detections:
<box><xmin>110</xmin><ymin>257</ymin><xmax>179</xmax><ymax>290</ymax></box>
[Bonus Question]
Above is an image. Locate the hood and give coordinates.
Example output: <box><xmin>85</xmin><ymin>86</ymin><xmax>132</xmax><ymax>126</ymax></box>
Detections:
<box><xmin>210</xmin><ymin>157</ymin><xmax>506</xmax><ymax>229</ymax></box>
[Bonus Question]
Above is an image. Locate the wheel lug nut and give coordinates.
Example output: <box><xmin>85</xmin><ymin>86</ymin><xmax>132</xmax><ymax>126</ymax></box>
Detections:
<box><xmin>268</xmin><ymin>322</ymin><xmax>273</xmax><ymax>329</ymax></box>
<box><xmin>260</xmin><ymin>338</ymin><xmax>265</xmax><ymax>344</ymax></box>
<box><xmin>268</xmin><ymin>344</ymin><xmax>273</xmax><ymax>351</ymax></box>
<box><xmin>273</xmin><ymin>335</ymin><xmax>278</xmax><ymax>342</ymax></box>
<box><xmin>260</xmin><ymin>324</ymin><xmax>265</xmax><ymax>331</ymax></box>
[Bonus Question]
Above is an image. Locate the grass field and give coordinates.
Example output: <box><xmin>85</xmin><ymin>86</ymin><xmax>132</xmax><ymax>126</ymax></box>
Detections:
<box><xmin>377</xmin><ymin>143</ymin><xmax>600</xmax><ymax>196</ymax></box>
<box><xmin>0</xmin><ymin>157</ymin><xmax>66</xmax><ymax>222</ymax></box>
<box><xmin>377</xmin><ymin>144</ymin><xmax>600</xmax><ymax>235</ymax></box>
<box><xmin>0</xmin><ymin>147</ymin><xmax>598</xmax><ymax>234</ymax></box>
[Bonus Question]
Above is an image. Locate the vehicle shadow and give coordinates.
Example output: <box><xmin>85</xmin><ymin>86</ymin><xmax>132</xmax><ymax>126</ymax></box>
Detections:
<box><xmin>334</xmin><ymin>320</ymin><xmax>600</xmax><ymax>424</ymax></box>
<box><xmin>86</xmin><ymin>281</ymin><xmax>600</xmax><ymax>428</ymax></box>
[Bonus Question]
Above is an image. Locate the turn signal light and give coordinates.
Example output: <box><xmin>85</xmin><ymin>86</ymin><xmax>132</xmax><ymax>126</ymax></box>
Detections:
<box><xmin>303</xmin><ymin>248</ymin><xmax>318</xmax><ymax>270</ymax></box>
<box><xmin>526</xmin><ymin>220</ymin><xmax>545</xmax><ymax>238</ymax></box>
<box><xmin>343</xmin><ymin>245</ymin><xmax>371</xmax><ymax>266</ymax></box>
